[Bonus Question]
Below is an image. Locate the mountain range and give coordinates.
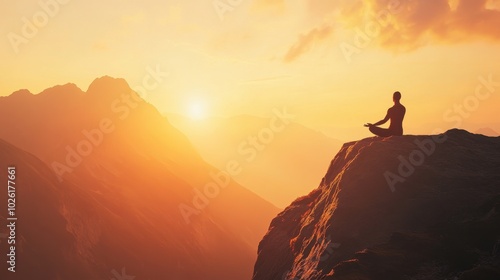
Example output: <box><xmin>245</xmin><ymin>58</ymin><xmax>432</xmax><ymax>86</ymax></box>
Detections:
<box><xmin>168</xmin><ymin>114</ymin><xmax>342</xmax><ymax>208</ymax></box>
<box><xmin>3</xmin><ymin>77</ymin><xmax>498</xmax><ymax>280</ymax></box>
<box><xmin>0</xmin><ymin>77</ymin><xmax>279</xmax><ymax>280</ymax></box>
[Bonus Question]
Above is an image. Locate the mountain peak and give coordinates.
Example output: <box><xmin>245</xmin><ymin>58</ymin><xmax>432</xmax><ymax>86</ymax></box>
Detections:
<box><xmin>475</xmin><ymin>127</ymin><xmax>499</xmax><ymax>137</ymax></box>
<box><xmin>0</xmin><ymin>77</ymin><xmax>280</xmax><ymax>280</ymax></box>
<box><xmin>87</xmin><ymin>76</ymin><xmax>132</xmax><ymax>95</ymax></box>
<box><xmin>9</xmin><ymin>89</ymin><xmax>33</xmax><ymax>98</ymax></box>
<box><xmin>253</xmin><ymin>129</ymin><xmax>500</xmax><ymax>280</ymax></box>
<box><xmin>40</xmin><ymin>83</ymin><xmax>84</xmax><ymax>96</ymax></box>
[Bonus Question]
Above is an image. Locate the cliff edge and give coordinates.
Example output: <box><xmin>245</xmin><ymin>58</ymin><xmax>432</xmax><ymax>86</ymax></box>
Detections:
<box><xmin>253</xmin><ymin>129</ymin><xmax>500</xmax><ymax>280</ymax></box>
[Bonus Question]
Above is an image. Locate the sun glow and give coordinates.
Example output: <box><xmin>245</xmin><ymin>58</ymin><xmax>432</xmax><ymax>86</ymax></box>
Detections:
<box><xmin>187</xmin><ymin>99</ymin><xmax>208</xmax><ymax>120</ymax></box>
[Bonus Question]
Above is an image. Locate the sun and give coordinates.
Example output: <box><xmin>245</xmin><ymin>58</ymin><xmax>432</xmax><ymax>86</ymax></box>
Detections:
<box><xmin>187</xmin><ymin>100</ymin><xmax>207</xmax><ymax>120</ymax></box>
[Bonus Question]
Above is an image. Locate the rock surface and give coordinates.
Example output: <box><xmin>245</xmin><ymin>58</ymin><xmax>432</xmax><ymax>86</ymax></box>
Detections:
<box><xmin>253</xmin><ymin>129</ymin><xmax>500</xmax><ymax>280</ymax></box>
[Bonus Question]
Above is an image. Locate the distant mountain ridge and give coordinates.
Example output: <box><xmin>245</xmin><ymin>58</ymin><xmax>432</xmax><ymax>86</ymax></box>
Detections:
<box><xmin>475</xmin><ymin>127</ymin><xmax>499</xmax><ymax>137</ymax></box>
<box><xmin>0</xmin><ymin>76</ymin><xmax>279</xmax><ymax>280</ymax></box>
<box><xmin>168</xmin><ymin>113</ymin><xmax>342</xmax><ymax>208</ymax></box>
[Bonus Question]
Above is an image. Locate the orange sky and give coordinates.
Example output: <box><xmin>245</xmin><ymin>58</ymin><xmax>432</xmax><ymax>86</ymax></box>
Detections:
<box><xmin>1</xmin><ymin>0</ymin><xmax>499</xmax><ymax>140</ymax></box>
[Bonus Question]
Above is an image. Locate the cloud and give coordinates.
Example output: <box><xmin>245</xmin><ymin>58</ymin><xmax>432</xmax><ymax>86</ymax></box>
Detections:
<box><xmin>283</xmin><ymin>24</ymin><xmax>334</xmax><ymax>62</ymax></box>
<box><xmin>452</xmin><ymin>0</ymin><xmax>500</xmax><ymax>37</ymax></box>
<box><xmin>283</xmin><ymin>0</ymin><xmax>500</xmax><ymax>62</ymax></box>
<box><xmin>340</xmin><ymin>0</ymin><xmax>500</xmax><ymax>50</ymax></box>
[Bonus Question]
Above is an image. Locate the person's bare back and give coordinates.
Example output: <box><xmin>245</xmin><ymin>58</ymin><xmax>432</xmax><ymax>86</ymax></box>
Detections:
<box><xmin>365</xmin><ymin>91</ymin><xmax>406</xmax><ymax>137</ymax></box>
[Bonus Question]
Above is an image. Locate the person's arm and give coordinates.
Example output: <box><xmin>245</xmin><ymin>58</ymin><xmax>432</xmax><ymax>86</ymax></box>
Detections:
<box><xmin>365</xmin><ymin>109</ymin><xmax>390</xmax><ymax>127</ymax></box>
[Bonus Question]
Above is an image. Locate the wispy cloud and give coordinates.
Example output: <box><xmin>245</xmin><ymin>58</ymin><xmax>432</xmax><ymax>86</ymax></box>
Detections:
<box><xmin>350</xmin><ymin>0</ymin><xmax>500</xmax><ymax>50</ymax></box>
<box><xmin>282</xmin><ymin>0</ymin><xmax>500</xmax><ymax>62</ymax></box>
<box><xmin>283</xmin><ymin>24</ymin><xmax>334</xmax><ymax>62</ymax></box>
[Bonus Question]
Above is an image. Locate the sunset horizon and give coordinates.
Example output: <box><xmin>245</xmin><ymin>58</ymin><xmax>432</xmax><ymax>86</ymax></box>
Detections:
<box><xmin>1</xmin><ymin>1</ymin><xmax>500</xmax><ymax>279</ymax></box>
<box><xmin>2</xmin><ymin>0</ymin><xmax>500</xmax><ymax>141</ymax></box>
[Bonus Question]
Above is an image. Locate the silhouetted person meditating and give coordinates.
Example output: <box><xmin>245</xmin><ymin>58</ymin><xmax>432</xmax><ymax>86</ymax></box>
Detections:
<box><xmin>364</xmin><ymin>91</ymin><xmax>406</xmax><ymax>137</ymax></box>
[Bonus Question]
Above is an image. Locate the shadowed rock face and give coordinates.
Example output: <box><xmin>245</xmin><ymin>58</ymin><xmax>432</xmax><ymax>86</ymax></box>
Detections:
<box><xmin>253</xmin><ymin>129</ymin><xmax>500</xmax><ymax>280</ymax></box>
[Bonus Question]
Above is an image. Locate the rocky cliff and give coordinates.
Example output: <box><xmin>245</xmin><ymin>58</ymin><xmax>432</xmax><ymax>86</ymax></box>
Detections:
<box><xmin>253</xmin><ymin>129</ymin><xmax>500</xmax><ymax>280</ymax></box>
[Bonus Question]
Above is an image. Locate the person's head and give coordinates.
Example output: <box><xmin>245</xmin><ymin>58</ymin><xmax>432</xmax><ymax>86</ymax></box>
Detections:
<box><xmin>393</xmin><ymin>91</ymin><xmax>401</xmax><ymax>103</ymax></box>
